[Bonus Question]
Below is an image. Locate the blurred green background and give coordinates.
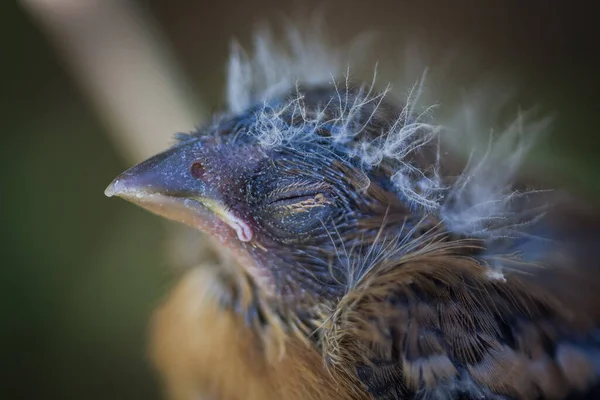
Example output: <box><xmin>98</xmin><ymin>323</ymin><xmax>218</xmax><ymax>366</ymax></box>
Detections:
<box><xmin>2</xmin><ymin>0</ymin><xmax>599</xmax><ymax>399</ymax></box>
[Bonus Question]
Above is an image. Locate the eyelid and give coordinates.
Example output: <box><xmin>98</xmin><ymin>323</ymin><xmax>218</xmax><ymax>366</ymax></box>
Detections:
<box><xmin>269</xmin><ymin>193</ymin><xmax>332</xmax><ymax>210</ymax></box>
<box><xmin>257</xmin><ymin>192</ymin><xmax>334</xmax><ymax>238</ymax></box>
<box><xmin>266</xmin><ymin>181</ymin><xmax>332</xmax><ymax>204</ymax></box>
<box><xmin>265</xmin><ymin>190</ymin><xmax>331</xmax><ymax>206</ymax></box>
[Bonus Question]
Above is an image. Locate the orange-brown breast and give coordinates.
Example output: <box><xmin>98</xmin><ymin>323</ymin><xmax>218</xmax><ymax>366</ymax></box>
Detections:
<box><xmin>148</xmin><ymin>266</ymin><xmax>367</xmax><ymax>400</ymax></box>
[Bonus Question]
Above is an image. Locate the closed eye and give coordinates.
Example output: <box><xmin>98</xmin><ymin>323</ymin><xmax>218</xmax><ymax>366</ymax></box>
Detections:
<box><xmin>266</xmin><ymin>191</ymin><xmax>330</xmax><ymax>206</ymax></box>
<box><xmin>265</xmin><ymin>180</ymin><xmax>332</xmax><ymax>205</ymax></box>
<box><xmin>268</xmin><ymin>193</ymin><xmax>331</xmax><ymax>210</ymax></box>
<box><xmin>256</xmin><ymin>192</ymin><xmax>335</xmax><ymax>239</ymax></box>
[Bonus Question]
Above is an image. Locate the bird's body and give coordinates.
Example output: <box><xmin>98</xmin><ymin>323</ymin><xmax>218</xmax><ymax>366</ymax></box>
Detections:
<box><xmin>106</xmin><ymin>27</ymin><xmax>600</xmax><ymax>399</ymax></box>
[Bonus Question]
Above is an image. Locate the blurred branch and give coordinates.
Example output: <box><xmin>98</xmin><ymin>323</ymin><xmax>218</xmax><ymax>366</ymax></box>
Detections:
<box><xmin>20</xmin><ymin>0</ymin><xmax>203</xmax><ymax>163</ymax></box>
<box><xmin>21</xmin><ymin>0</ymin><xmax>212</xmax><ymax>270</ymax></box>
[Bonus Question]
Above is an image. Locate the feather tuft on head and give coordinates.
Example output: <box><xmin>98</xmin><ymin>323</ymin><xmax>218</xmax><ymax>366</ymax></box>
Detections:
<box><xmin>224</xmin><ymin>22</ymin><xmax>554</xmax><ymax>246</ymax></box>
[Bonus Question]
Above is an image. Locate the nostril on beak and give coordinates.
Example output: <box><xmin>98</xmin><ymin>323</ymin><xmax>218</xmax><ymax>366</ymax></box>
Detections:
<box><xmin>190</xmin><ymin>161</ymin><xmax>206</xmax><ymax>179</ymax></box>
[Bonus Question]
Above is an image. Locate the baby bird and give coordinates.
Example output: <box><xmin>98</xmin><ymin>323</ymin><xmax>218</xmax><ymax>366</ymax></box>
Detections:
<box><xmin>105</xmin><ymin>28</ymin><xmax>600</xmax><ymax>400</ymax></box>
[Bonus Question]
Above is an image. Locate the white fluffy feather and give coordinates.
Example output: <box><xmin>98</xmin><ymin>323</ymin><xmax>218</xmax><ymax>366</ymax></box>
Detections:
<box><xmin>227</xmin><ymin>22</ymin><xmax>373</xmax><ymax>114</ymax></box>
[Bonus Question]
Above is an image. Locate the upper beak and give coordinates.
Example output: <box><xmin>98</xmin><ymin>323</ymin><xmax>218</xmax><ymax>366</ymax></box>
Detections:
<box><xmin>104</xmin><ymin>144</ymin><xmax>253</xmax><ymax>242</ymax></box>
<box><xmin>105</xmin><ymin>143</ymin><xmax>202</xmax><ymax>197</ymax></box>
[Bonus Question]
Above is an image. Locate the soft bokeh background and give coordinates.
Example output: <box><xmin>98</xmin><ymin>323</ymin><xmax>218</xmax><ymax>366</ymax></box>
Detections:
<box><xmin>2</xmin><ymin>0</ymin><xmax>599</xmax><ymax>399</ymax></box>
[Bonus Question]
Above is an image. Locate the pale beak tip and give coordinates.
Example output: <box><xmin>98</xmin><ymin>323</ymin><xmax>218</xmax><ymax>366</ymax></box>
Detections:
<box><xmin>104</xmin><ymin>178</ymin><xmax>126</xmax><ymax>198</ymax></box>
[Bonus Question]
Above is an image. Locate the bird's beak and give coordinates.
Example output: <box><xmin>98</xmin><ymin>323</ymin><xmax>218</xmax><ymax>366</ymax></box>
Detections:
<box><xmin>104</xmin><ymin>145</ymin><xmax>253</xmax><ymax>242</ymax></box>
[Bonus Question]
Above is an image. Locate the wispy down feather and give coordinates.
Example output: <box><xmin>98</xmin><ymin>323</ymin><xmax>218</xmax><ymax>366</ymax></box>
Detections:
<box><xmin>225</xmin><ymin>22</ymin><xmax>554</xmax><ymax>244</ymax></box>
<box><xmin>440</xmin><ymin>90</ymin><xmax>553</xmax><ymax>239</ymax></box>
<box><xmin>227</xmin><ymin>21</ymin><xmax>374</xmax><ymax>115</ymax></box>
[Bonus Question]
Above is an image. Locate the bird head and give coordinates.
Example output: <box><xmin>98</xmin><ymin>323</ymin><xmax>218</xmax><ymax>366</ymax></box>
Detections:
<box><xmin>105</xmin><ymin>85</ymin><xmax>450</xmax><ymax>305</ymax></box>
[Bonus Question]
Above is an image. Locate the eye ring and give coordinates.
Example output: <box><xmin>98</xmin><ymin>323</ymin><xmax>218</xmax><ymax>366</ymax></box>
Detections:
<box><xmin>190</xmin><ymin>161</ymin><xmax>205</xmax><ymax>179</ymax></box>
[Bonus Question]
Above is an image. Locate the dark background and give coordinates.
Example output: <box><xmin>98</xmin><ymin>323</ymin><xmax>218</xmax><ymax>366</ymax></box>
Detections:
<box><xmin>2</xmin><ymin>1</ymin><xmax>599</xmax><ymax>399</ymax></box>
